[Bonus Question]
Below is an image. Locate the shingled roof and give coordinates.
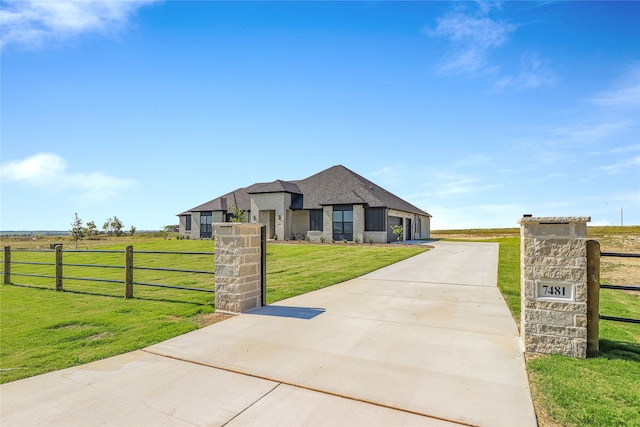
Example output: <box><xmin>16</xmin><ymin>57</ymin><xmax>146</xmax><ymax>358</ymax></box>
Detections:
<box><xmin>179</xmin><ymin>165</ymin><xmax>430</xmax><ymax>216</ymax></box>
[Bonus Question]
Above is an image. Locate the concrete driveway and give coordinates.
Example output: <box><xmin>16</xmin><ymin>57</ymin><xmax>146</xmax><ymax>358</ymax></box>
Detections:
<box><xmin>1</xmin><ymin>241</ymin><xmax>537</xmax><ymax>427</ymax></box>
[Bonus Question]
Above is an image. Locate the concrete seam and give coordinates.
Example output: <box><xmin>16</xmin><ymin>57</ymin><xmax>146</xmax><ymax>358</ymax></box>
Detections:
<box><xmin>142</xmin><ymin>349</ymin><xmax>479</xmax><ymax>427</ymax></box>
<box><xmin>220</xmin><ymin>382</ymin><xmax>282</xmax><ymax>427</ymax></box>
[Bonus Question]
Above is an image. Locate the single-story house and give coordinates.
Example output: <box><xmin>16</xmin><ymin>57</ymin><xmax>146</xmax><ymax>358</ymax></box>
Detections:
<box><xmin>177</xmin><ymin>165</ymin><xmax>431</xmax><ymax>243</ymax></box>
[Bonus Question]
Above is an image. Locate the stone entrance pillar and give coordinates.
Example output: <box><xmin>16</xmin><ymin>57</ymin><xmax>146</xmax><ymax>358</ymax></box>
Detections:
<box><xmin>214</xmin><ymin>223</ymin><xmax>266</xmax><ymax>314</ymax></box>
<box><xmin>519</xmin><ymin>216</ymin><xmax>591</xmax><ymax>358</ymax></box>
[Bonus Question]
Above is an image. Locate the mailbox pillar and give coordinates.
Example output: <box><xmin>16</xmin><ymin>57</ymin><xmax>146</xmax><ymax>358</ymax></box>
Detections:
<box><xmin>214</xmin><ymin>223</ymin><xmax>265</xmax><ymax>314</ymax></box>
<box><xmin>519</xmin><ymin>216</ymin><xmax>591</xmax><ymax>358</ymax></box>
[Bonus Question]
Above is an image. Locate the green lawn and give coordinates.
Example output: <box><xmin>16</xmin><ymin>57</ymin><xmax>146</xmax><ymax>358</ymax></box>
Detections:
<box><xmin>1</xmin><ymin>240</ymin><xmax>425</xmax><ymax>383</ymax></box>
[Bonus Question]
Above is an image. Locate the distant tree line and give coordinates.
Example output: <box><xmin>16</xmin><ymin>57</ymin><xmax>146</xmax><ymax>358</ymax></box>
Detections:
<box><xmin>69</xmin><ymin>213</ymin><xmax>135</xmax><ymax>249</ymax></box>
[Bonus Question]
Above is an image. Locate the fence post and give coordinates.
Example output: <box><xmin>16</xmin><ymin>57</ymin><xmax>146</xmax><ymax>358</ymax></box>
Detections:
<box><xmin>4</xmin><ymin>246</ymin><xmax>10</xmax><ymax>284</ymax></box>
<box><xmin>55</xmin><ymin>245</ymin><xmax>63</xmax><ymax>291</ymax></box>
<box><xmin>586</xmin><ymin>240</ymin><xmax>601</xmax><ymax>356</ymax></box>
<box><xmin>261</xmin><ymin>225</ymin><xmax>267</xmax><ymax>306</ymax></box>
<box><xmin>125</xmin><ymin>245</ymin><xmax>133</xmax><ymax>299</ymax></box>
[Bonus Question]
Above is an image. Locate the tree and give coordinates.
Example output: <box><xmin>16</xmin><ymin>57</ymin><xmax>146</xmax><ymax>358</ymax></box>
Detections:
<box><xmin>229</xmin><ymin>205</ymin><xmax>246</xmax><ymax>223</ymax></box>
<box><xmin>86</xmin><ymin>221</ymin><xmax>98</xmax><ymax>237</ymax></box>
<box><xmin>102</xmin><ymin>216</ymin><xmax>124</xmax><ymax>236</ymax></box>
<box><xmin>70</xmin><ymin>213</ymin><xmax>85</xmax><ymax>249</ymax></box>
<box><xmin>164</xmin><ymin>225</ymin><xmax>179</xmax><ymax>233</ymax></box>
<box><xmin>103</xmin><ymin>218</ymin><xmax>113</xmax><ymax>235</ymax></box>
<box><xmin>391</xmin><ymin>224</ymin><xmax>403</xmax><ymax>242</ymax></box>
<box><xmin>129</xmin><ymin>225</ymin><xmax>136</xmax><ymax>236</ymax></box>
<box><xmin>111</xmin><ymin>216</ymin><xmax>124</xmax><ymax>237</ymax></box>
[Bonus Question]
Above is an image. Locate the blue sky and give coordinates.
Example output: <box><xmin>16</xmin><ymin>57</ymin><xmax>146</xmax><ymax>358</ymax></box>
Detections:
<box><xmin>1</xmin><ymin>1</ymin><xmax>639</xmax><ymax>231</ymax></box>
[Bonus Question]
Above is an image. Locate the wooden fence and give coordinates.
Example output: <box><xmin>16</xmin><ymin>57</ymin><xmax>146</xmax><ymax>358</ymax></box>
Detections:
<box><xmin>2</xmin><ymin>245</ymin><xmax>215</xmax><ymax>299</ymax></box>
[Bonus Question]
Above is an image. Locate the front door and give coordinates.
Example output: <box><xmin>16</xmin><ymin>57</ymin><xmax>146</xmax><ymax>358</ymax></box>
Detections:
<box><xmin>406</xmin><ymin>218</ymin><xmax>412</xmax><ymax>241</ymax></box>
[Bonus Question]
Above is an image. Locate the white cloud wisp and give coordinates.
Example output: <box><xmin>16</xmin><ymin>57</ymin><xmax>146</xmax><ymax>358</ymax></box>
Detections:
<box><xmin>0</xmin><ymin>0</ymin><xmax>159</xmax><ymax>49</ymax></box>
<box><xmin>1</xmin><ymin>152</ymin><xmax>136</xmax><ymax>202</ymax></box>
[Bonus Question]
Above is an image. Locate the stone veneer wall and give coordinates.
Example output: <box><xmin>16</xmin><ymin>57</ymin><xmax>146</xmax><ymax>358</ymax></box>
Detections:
<box><xmin>519</xmin><ymin>216</ymin><xmax>591</xmax><ymax>358</ymax></box>
<box><xmin>214</xmin><ymin>223</ymin><xmax>264</xmax><ymax>314</ymax></box>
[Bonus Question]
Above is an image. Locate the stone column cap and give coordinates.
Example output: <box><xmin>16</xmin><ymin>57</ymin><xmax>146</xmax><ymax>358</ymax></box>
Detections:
<box><xmin>518</xmin><ymin>216</ymin><xmax>591</xmax><ymax>225</ymax></box>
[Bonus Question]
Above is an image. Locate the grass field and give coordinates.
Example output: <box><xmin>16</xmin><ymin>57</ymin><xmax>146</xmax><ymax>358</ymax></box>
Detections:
<box><xmin>0</xmin><ymin>238</ymin><xmax>425</xmax><ymax>383</ymax></box>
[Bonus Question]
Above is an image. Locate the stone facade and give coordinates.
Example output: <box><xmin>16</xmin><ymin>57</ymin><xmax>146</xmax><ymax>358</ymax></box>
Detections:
<box><xmin>519</xmin><ymin>216</ymin><xmax>591</xmax><ymax>358</ymax></box>
<box><xmin>214</xmin><ymin>223</ymin><xmax>264</xmax><ymax>314</ymax></box>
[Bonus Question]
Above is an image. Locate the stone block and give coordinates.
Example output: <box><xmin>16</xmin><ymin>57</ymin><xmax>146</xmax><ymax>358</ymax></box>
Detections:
<box><xmin>532</xmin><ymin>239</ymin><xmax>586</xmax><ymax>258</ymax></box>
<box><xmin>573</xmin><ymin>339</ymin><xmax>587</xmax><ymax>358</ymax></box>
<box><xmin>214</xmin><ymin>224</ymin><xmax>234</xmax><ymax>236</ymax></box>
<box><xmin>574</xmin><ymin>314</ymin><xmax>587</xmax><ymax>328</ymax></box>
<box><xmin>525</xmin><ymin>334</ymin><xmax>573</xmax><ymax>356</ymax></box>
<box><xmin>243</xmin><ymin>254</ymin><xmax>262</xmax><ymax>264</ymax></box>
<box><xmin>525</xmin><ymin>309</ymin><xmax>574</xmax><ymax>327</ymax></box>
<box><xmin>534</xmin><ymin>300</ymin><xmax>586</xmax><ymax>314</ymax></box>
<box><xmin>537</xmin><ymin>324</ymin><xmax>586</xmax><ymax>339</ymax></box>
<box><xmin>531</xmin><ymin>266</ymin><xmax>586</xmax><ymax>282</ymax></box>
<box><xmin>238</xmin><ymin>264</ymin><xmax>258</xmax><ymax>276</ymax></box>
<box><xmin>524</xmin><ymin>281</ymin><xmax>536</xmax><ymax>299</ymax></box>
<box><xmin>215</xmin><ymin>264</ymin><xmax>238</xmax><ymax>277</ymax></box>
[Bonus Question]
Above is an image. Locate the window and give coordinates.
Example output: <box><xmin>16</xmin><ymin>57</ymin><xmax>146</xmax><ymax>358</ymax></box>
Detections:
<box><xmin>332</xmin><ymin>205</ymin><xmax>353</xmax><ymax>241</ymax></box>
<box><xmin>309</xmin><ymin>210</ymin><xmax>323</xmax><ymax>231</ymax></box>
<box><xmin>365</xmin><ymin>208</ymin><xmax>385</xmax><ymax>231</ymax></box>
<box><xmin>185</xmin><ymin>215</ymin><xmax>192</xmax><ymax>231</ymax></box>
<box><xmin>200</xmin><ymin>212</ymin><xmax>212</xmax><ymax>238</ymax></box>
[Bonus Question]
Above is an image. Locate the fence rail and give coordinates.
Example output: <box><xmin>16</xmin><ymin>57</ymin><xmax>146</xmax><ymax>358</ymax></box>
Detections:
<box><xmin>2</xmin><ymin>245</ymin><xmax>215</xmax><ymax>298</ymax></box>
<box><xmin>599</xmin><ymin>251</ymin><xmax>640</xmax><ymax>325</ymax></box>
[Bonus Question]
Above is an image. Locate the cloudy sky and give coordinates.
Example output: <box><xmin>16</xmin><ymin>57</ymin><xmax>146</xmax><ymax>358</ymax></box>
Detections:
<box><xmin>1</xmin><ymin>1</ymin><xmax>638</xmax><ymax>231</ymax></box>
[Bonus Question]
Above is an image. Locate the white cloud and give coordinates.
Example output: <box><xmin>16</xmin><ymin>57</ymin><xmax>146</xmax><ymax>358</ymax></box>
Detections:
<box><xmin>600</xmin><ymin>155</ymin><xmax>640</xmax><ymax>175</ymax></box>
<box><xmin>609</xmin><ymin>144</ymin><xmax>640</xmax><ymax>154</ymax></box>
<box><xmin>431</xmin><ymin>6</ymin><xmax>514</xmax><ymax>49</ymax></box>
<box><xmin>1</xmin><ymin>152</ymin><xmax>136</xmax><ymax>202</ymax></box>
<box><xmin>0</xmin><ymin>0</ymin><xmax>159</xmax><ymax>49</ymax></box>
<box><xmin>588</xmin><ymin>65</ymin><xmax>640</xmax><ymax>108</ymax></box>
<box><xmin>428</xmin><ymin>4</ymin><xmax>556</xmax><ymax>91</ymax></box>
<box><xmin>428</xmin><ymin>3</ymin><xmax>516</xmax><ymax>76</ymax></box>
<box><xmin>371</xmin><ymin>164</ymin><xmax>405</xmax><ymax>180</ymax></box>
<box><xmin>494</xmin><ymin>52</ymin><xmax>556</xmax><ymax>90</ymax></box>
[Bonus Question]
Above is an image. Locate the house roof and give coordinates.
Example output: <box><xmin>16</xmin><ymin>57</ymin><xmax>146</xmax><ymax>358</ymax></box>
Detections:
<box><xmin>179</xmin><ymin>183</ymin><xmax>261</xmax><ymax>214</ymax></box>
<box><xmin>249</xmin><ymin>179</ymin><xmax>302</xmax><ymax>195</ymax></box>
<box><xmin>179</xmin><ymin>165</ymin><xmax>431</xmax><ymax>217</ymax></box>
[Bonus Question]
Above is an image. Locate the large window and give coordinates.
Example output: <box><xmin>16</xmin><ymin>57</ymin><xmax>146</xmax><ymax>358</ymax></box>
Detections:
<box><xmin>309</xmin><ymin>210</ymin><xmax>323</xmax><ymax>231</ymax></box>
<box><xmin>185</xmin><ymin>215</ymin><xmax>192</xmax><ymax>231</ymax></box>
<box><xmin>332</xmin><ymin>205</ymin><xmax>353</xmax><ymax>241</ymax></box>
<box><xmin>200</xmin><ymin>212</ymin><xmax>212</xmax><ymax>238</ymax></box>
<box><xmin>365</xmin><ymin>207</ymin><xmax>385</xmax><ymax>231</ymax></box>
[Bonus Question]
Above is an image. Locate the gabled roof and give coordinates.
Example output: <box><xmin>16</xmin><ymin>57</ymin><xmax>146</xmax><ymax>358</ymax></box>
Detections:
<box><xmin>179</xmin><ymin>165</ymin><xmax>430</xmax><ymax>217</ymax></box>
<box><xmin>179</xmin><ymin>183</ymin><xmax>260</xmax><ymax>214</ymax></box>
<box><xmin>249</xmin><ymin>179</ymin><xmax>302</xmax><ymax>195</ymax></box>
<box><xmin>295</xmin><ymin>165</ymin><xmax>429</xmax><ymax>216</ymax></box>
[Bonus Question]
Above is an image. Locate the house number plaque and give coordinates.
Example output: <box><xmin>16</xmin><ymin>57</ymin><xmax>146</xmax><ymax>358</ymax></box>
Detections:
<box><xmin>536</xmin><ymin>282</ymin><xmax>574</xmax><ymax>301</ymax></box>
